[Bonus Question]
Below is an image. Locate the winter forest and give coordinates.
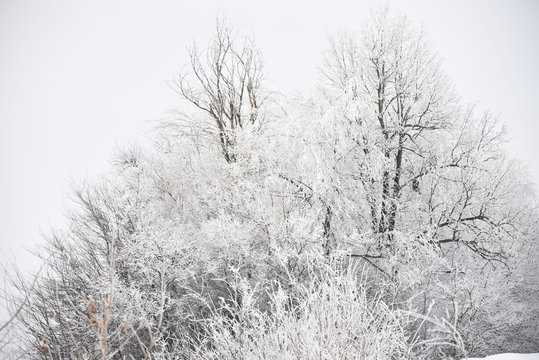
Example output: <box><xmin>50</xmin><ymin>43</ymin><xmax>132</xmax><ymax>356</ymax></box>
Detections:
<box><xmin>1</xmin><ymin>6</ymin><xmax>538</xmax><ymax>360</ymax></box>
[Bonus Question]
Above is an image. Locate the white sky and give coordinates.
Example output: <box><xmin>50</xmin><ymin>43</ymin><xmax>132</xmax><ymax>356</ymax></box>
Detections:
<box><xmin>0</xmin><ymin>0</ymin><xmax>538</xmax><ymax>277</ymax></box>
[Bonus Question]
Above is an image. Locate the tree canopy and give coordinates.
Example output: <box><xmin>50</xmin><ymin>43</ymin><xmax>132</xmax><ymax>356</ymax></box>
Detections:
<box><xmin>2</xmin><ymin>9</ymin><xmax>538</xmax><ymax>360</ymax></box>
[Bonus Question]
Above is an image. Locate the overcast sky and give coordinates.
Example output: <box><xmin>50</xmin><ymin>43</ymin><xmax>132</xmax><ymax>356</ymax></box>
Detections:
<box><xmin>1</xmin><ymin>0</ymin><xmax>538</xmax><ymax>276</ymax></box>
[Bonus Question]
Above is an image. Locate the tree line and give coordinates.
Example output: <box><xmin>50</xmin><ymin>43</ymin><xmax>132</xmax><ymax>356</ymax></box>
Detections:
<box><xmin>1</xmin><ymin>8</ymin><xmax>538</xmax><ymax>359</ymax></box>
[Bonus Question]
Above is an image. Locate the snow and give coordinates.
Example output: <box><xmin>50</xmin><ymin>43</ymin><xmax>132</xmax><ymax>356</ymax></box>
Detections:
<box><xmin>466</xmin><ymin>354</ymin><xmax>539</xmax><ymax>360</ymax></box>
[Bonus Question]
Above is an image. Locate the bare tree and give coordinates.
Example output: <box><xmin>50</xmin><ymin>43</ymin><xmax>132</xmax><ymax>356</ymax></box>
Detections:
<box><xmin>1</xmin><ymin>258</ymin><xmax>46</xmax><ymax>358</ymax></box>
<box><xmin>174</xmin><ymin>19</ymin><xmax>265</xmax><ymax>163</ymax></box>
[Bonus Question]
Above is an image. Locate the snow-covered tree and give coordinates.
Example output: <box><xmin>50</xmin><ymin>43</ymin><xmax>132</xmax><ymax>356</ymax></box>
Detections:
<box><xmin>7</xmin><ymin>9</ymin><xmax>538</xmax><ymax>360</ymax></box>
<box><xmin>310</xmin><ymin>8</ymin><xmax>538</xmax><ymax>354</ymax></box>
<box><xmin>174</xmin><ymin>19</ymin><xmax>268</xmax><ymax>163</ymax></box>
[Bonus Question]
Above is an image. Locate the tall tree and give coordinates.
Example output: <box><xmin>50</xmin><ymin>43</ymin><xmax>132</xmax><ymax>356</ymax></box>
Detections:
<box><xmin>175</xmin><ymin>19</ymin><xmax>266</xmax><ymax>163</ymax></box>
